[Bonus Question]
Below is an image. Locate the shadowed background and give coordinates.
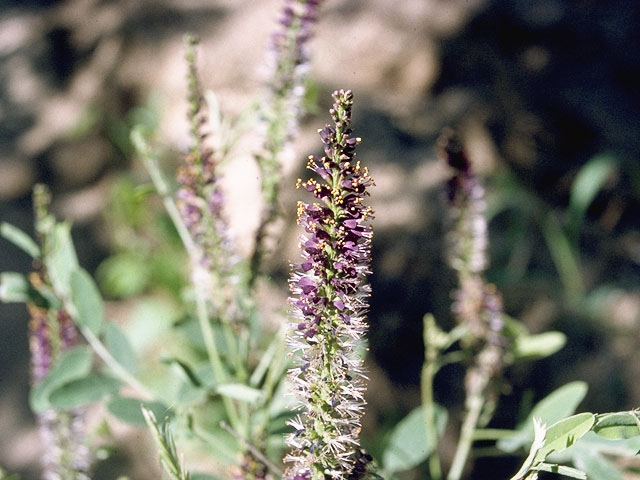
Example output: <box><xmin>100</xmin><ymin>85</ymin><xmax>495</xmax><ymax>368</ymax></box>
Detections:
<box><xmin>1</xmin><ymin>0</ymin><xmax>639</xmax><ymax>479</ymax></box>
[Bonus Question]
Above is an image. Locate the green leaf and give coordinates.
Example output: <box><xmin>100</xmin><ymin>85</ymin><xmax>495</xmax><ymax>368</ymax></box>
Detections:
<box><xmin>97</xmin><ymin>254</ymin><xmax>150</xmax><ymax>298</ymax></box>
<box><xmin>512</xmin><ymin>331</ymin><xmax>566</xmax><ymax>361</ymax></box>
<box><xmin>49</xmin><ymin>372</ymin><xmax>121</xmax><ymax>410</ymax></box>
<box><xmin>593</xmin><ymin>412</ymin><xmax>640</xmax><ymax>440</ymax></box>
<box><xmin>127</xmin><ymin>298</ymin><xmax>177</xmax><ymax>352</ymax></box>
<box><xmin>249</xmin><ymin>332</ymin><xmax>280</xmax><ymax>387</ymax></box>
<box><xmin>162</xmin><ymin>357</ymin><xmax>208</xmax><ymax>405</ymax></box>
<box><xmin>30</xmin><ymin>346</ymin><xmax>93</xmax><ymax>413</ymax></box>
<box><xmin>267</xmin><ymin>377</ymin><xmax>296</xmax><ymax>418</ymax></box>
<box><xmin>215</xmin><ymin>384</ymin><xmax>263</xmax><ymax>404</ymax></box>
<box><xmin>382</xmin><ymin>404</ymin><xmax>448</xmax><ymax>474</ymax></box>
<box><xmin>536</xmin><ymin>463</ymin><xmax>587</xmax><ymax>479</ymax></box>
<box><xmin>0</xmin><ymin>272</ymin><xmax>57</xmax><ymax>307</ymax></box>
<box><xmin>572</xmin><ymin>446</ymin><xmax>624</xmax><ymax>480</ymax></box>
<box><xmin>569</xmin><ymin>154</ymin><xmax>616</xmax><ymax>235</ymax></box>
<box><xmin>162</xmin><ymin>357</ymin><xmax>203</xmax><ymax>387</ymax></box>
<box><xmin>1</xmin><ymin>223</ymin><xmax>40</xmax><ymax>258</ymax></box>
<box><xmin>541</xmin><ymin>213</ymin><xmax>584</xmax><ymax>301</ymax></box>
<box><xmin>0</xmin><ymin>272</ymin><xmax>30</xmax><ymax>303</ymax></box>
<box><xmin>70</xmin><ymin>268</ymin><xmax>104</xmax><ymax>335</ymax></box>
<box><xmin>509</xmin><ymin>418</ymin><xmax>548</xmax><ymax>480</ymax></box>
<box><xmin>46</xmin><ymin>222</ymin><xmax>79</xmax><ymax>297</ymax></box>
<box><xmin>533</xmin><ymin>412</ymin><xmax>595</xmax><ymax>463</ymax></box>
<box><xmin>104</xmin><ymin>323</ymin><xmax>138</xmax><ymax>375</ymax></box>
<box><xmin>576</xmin><ymin>431</ymin><xmax>640</xmax><ymax>457</ymax></box>
<box><xmin>107</xmin><ymin>396</ymin><xmax>172</xmax><ymax>426</ymax></box>
<box><xmin>498</xmin><ymin>382</ymin><xmax>589</xmax><ymax>452</ymax></box>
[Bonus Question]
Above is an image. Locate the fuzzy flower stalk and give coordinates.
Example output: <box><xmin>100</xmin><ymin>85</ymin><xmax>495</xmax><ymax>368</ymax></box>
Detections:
<box><xmin>439</xmin><ymin>128</ymin><xmax>506</xmax><ymax>379</ymax></box>
<box><xmin>177</xmin><ymin>35</ymin><xmax>236</xmax><ymax>285</ymax></box>
<box><xmin>284</xmin><ymin>90</ymin><xmax>375</xmax><ymax>480</ymax></box>
<box><xmin>174</xmin><ymin>35</ymin><xmax>252</xmax><ymax>440</ymax></box>
<box><xmin>29</xmin><ymin>185</ymin><xmax>90</xmax><ymax>480</ymax></box>
<box><xmin>439</xmin><ymin>129</ymin><xmax>507</xmax><ymax>480</ymax></box>
<box><xmin>251</xmin><ymin>0</ymin><xmax>325</xmax><ymax>281</ymax></box>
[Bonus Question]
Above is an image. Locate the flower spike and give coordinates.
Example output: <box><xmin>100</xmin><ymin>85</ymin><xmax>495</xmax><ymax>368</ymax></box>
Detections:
<box><xmin>284</xmin><ymin>90</ymin><xmax>376</xmax><ymax>480</ymax></box>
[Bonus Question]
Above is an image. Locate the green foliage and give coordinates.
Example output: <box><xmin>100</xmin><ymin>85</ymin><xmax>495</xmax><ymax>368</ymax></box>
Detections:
<box><xmin>215</xmin><ymin>383</ymin><xmax>264</xmax><ymax>405</ymax></box>
<box><xmin>46</xmin><ymin>222</ymin><xmax>79</xmax><ymax>299</ymax></box>
<box><xmin>593</xmin><ymin>411</ymin><xmax>640</xmax><ymax>440</ymax></box>
<box><xmin>0</xmin><ymin>223</ymin><xmax>40</xmax><ymax>258</ymax></box>
<box><xmin>571</xmin><ymin>447</ymin><xmax>623</xmax><ymax>480</ymax></box>
<box><xmin>532</xmin><ymin>413</ymin><xmax>595</xmax><ymax>464</ymax></box>
<box><xmin>381</xmin><ymin>404</ymin><xmax>448</xmax><ymax>475</ymax></box>
<box><xmin>142</xmin><ymin>407</ymin><xmax>191</xmax><ymax>480</ymax></box>
<box><xmin>0</xmin><ymin>272</ymin><xmax>32</xmax><ymax>304</ymax></box>
<box><xmin>568</xmin><ymin>153</ymin><xmax>617</xmax><ymax>239</ymax></box>
<box><xmin>70</xmin><ymin>268</ymin><xmax>105</xmax><ymax>336</ymax></box>
<box><xmin>48</xmin><ymin>372</ymin><xmax>121</xmax><ymax>410</ymax></box>
<box><xmin>0</xmin><ymin>466</ymin><xmax>22</xmax><ymax>480</ymax></box>
<box><xmin>498</xmin><ymin>382</ymin><xmax>589</xmax><ymax>453</ymax></box>
<box><xmin>30</xmin><ymin>346</ymin><xmax>93</xmax><ymax>413</ymax></box>
<box><xmin>107</xmin><ymin>396</ymin><xmax>171</xmax><ymax>426</ymax></box>
<box><xmin>97</xmin><ymin>253</ymin><xmax>151</xmax><ymax>298</ymax></box>
<box><xmin>104</xmin><ymin>323</ymin><xmax>139</xmax><ymax>375</ymax></box>
<box><xmin>511</xmin><ymin>331</ymin><xmax>566</xmax><ymax>361</ymax></box>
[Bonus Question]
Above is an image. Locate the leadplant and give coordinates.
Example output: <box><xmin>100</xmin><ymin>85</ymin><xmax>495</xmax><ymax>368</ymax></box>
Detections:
<box><xmin>26</xmin><ymin>186</ymin><xmax>91</xmax><ymax>480</ymax></box>
<box><xmin>439</xmin><ymin>128</ymin><xmax>508</xmax><ymax>480</ymax></box>
<box><xmin>142</xmin><ymin>407</ymin><xmax>191</xmax><ymax>480</ymax></box>
<box><xmin>252</xmin><ymin>0</ymin><xmax>325</xmax><ymax>282</ymax></box>
<box><xmin>284</xmin><ymin>90</ymin><xmax>375</xmax><ymax>480</ymax></box>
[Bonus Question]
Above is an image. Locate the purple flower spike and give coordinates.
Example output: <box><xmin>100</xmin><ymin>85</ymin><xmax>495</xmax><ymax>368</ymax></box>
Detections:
<box><xmin>284</xmin><ymin>90</ymin><xmax>376</xmax><ymax>480</ymax></box>
<box><xmin>440</xmin><ymin>129</ymin><xmax>508</xmax><ymax>453</ymax></box>
<box><xmin>252</xmin><ymin>0</ymin><xmax>326</xmax><ymax>280</ymax></box>
<box><xmin>438</xmin><ymin>128</ymin><xmax>487</xmax><ymax>275</ymax></box>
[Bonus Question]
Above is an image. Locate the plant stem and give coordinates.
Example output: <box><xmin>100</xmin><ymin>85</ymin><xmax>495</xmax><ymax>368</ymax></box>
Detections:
<box><xmin>133</xmin><ymin>129</ymin><xmax>241</xmax><ymax>432</ymax></box>
<box><xmin>220</xmin><ymin>421</ymin><xmax>283</xmax><ymax>477</ymax></box>
<box><xmin>132</xmin><ymin>130</ymin><xmax>196</xmax><ymax>254</ymax></box>
<box><xmin>193</xmin><ymin>271</ymin><xmax>242</xmax><ymax>432</ymax></box>
<box><xmin>447</xmin><ymin>382</ymin><xmax>487</xmax><ymax>480</ymax></box>
<box><xmin>80</xmin><ymin>325</ymin><xmax>153</xmax><ymax>400</ymax></box>
<box><xmin>422</xmin><ymin>314</ymin><xmax>443</xmax><ymax>480</ymax></box>
<box><xmin>472</xmin><ymin>428</ymin><xmax>519</xmax><ymax>441</ymax></box>
<box><xmin>422</xmin><ymin>361</ymin><xmax>442</xmax><ymax>480</ymax></box>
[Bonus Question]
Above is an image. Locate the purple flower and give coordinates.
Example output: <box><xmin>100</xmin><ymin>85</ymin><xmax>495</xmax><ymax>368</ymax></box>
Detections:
<box><xmin>439</xmin><ymin>129</ymin><xmax>508</xmax><ymax>416</ymax></box>
<box><xmin>177</xmin><ymin>36</ymin><xmax>237</xmax><ymax>281</ymax></box>
<box><xmin>28</xmin><ymin>187</ymin><xmax>92</xmax><ymax>480</ymax></box>
<box><xmin>284</xmin><ymin>90</ymin><xmax>375</xmax><ymax>480</ymax></box>
<box><xmin>251</xmin><ymin>0</ymin><xmax>326</xmax><ymax>280</ymax></box>
<box><xmin>28</xmin><ymin>304</ymin><xmax>52</xmax><ymax>383</ymax></box>
<box><xmin>28</xmin><ymin>297</ymin><xmax>90</xmax><ymax>480</ymax></box>
<box><xmin>439</xmin><ymin>128</ymin><xmax>487</xmax><ymax>275</ymax></box>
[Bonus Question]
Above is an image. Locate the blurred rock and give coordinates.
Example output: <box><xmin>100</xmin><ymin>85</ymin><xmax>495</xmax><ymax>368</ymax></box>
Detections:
<box><xmin>49</xmin><ymin>135</ymin><xmax>112</xmax><ymax>189</ymax></box>
<box><xmin>0</xmin><ymin>158</ymin><xmax>35</xmax><ymax>199</ymax></box>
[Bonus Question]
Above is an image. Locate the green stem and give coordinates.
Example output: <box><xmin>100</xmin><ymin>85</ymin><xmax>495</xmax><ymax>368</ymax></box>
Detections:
<box><xmin>422</xmin><ymin>314</ymin><xmax>443</xmax><ymax>480</ymax></box>
<box><xmin>80</xmin><ymin>325</ymin><xmax>153</xmax><ymax>400</ymax></box>
<box><xmin>132</xmin><ymin>129</ymin><xmax>195</xmax><ymax>254</ymax></box>
<box><xmin>472</xmin><ymin>428</ymin><xmax>519</xmax><ymax>441</ymax></box>
<box><xmin>133</xmin><ymin>129</ymin><xmax>241</xmax><ymax>432</ymax></box>
<box><xmin>422</xmin><ymin>362</ymin><xmax>442</xmax><ymax>480</ymax></box>
<box><xmin>447</xmin><ymin>382</ymin><xmax>486</xmax><ymax>480</ymax></box>
<box><xmin>220</xmin><ymin>421</ymin><xmax>283</xmax><ymax>478</ymax></box>
<box><xmin>540</xmin><ymin>213</ymin><xmax>584</xmax><ymax>304</ymax></box>
<box><xmin>193</xmin><ymin>273</ymin><xmax>242</xmax><ymax>432</ymax></box>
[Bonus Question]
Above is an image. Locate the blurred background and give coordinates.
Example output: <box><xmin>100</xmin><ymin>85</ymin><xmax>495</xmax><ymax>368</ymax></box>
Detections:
<box><xmin>1</xmin><ymin>0</ymin><xmax>639</xmax><ymax>479</ymax></box>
